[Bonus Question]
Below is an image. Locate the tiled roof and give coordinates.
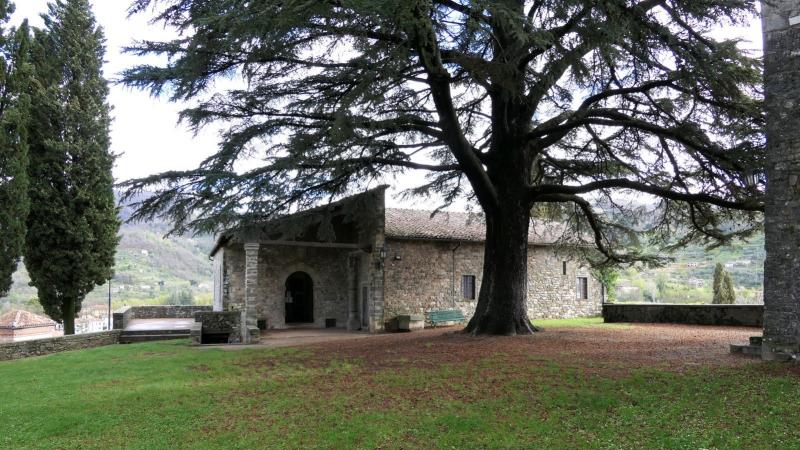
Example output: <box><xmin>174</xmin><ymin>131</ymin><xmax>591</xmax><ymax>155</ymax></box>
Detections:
<box><xmin>384</xmin><ymin>208</ymin><xmax>566</xmax><ymax>245</ymax></box>
<box><xmin>0</xmin><ymin>310</ymin><xmax>56</xmax><ymax>330</ymax></box>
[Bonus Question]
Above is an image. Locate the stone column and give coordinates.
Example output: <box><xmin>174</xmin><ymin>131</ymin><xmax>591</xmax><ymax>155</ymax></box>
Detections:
<box><xmin>761</xmin><ymin>1</ymin><xmax>800</xmax><ymax>360</ymax></box>
<box><xmin>243</xmin><ymin>242</ymin><xmax>261</xmax><ymax>344</ymax></box>
<box><xmin>347</xmin><ymin>255</ymin><xmax>361</xmax><ymax>331</ymax></box>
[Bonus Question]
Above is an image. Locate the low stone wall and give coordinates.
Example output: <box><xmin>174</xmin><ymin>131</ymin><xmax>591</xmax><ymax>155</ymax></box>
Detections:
<box><xmin>603</xmin><ymin>303</ymin><xmax>763</xmax><ymax>327</ymax></box>
<box><xmin>112</xmin><ymin>306</ymin><xmax>133</xmax><ymax>330</ymax></box>
<box><xmin>194</xmin><ymin>311</ymin><xmax>242</xmax><ymax>344</ymax></box>
<box><xmin>0</xmin><ymin>330</ymin><xmax>122</xmax><ymax>362</ymax></box>
<box><xmin>114</xmin><ymin>305</ymin><xmax>213</xmax><ymax>329</ymax></box>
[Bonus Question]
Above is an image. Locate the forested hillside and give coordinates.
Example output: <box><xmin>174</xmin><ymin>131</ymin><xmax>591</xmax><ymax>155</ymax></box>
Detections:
<box><xmin>1</xmin><ymin>203</ymin><xmax>215</xmax><ymax>314</ymax></box>
<box><xmin>615</xmin><ymin>233</ymin><xmax>765</xmax><ymax>304</ymax></box>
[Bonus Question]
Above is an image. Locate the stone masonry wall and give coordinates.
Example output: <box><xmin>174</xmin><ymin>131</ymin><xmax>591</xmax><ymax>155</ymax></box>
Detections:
<box><xmin>194</xmin><ymin>311</ymin><xmax>242</xmax><ymax>344</ymax></box>
<box><xmin>113</xmin><ymin>305</ymin><xmax>212</xmax><ymax>329</ymax></box>
<box><xmin>761</xmin><ymin>1</ymin><xmax>800</xmax><ymax>358</ymax></box>
<box><xmin>528</xmin><ymin>246</ymin><xmax>601</xmax><ymax>319</ymax></box>
<box><xmin>603</xmin><ymin>304</ymin><xmax>763</xmax><ymax>327</ymax></box>
<box><xmin>0</xmin><ymin>330</ymin><xmax>122</xmax><ymax>362</ymax></box>
<box><xmin>383</xmin><ymin>239</ymin><xmax>602</xmax><ymax>323</ymax></box>
<box><xmin>223</xmin><ymin>244</ymin><xmax>352</xmax><ymax>329</ymax></box>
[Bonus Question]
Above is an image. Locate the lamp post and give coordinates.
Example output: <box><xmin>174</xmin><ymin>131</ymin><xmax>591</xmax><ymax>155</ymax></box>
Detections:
<box><xmin>107</xmin><ymin>278</ymin><xmax>112</xmax><ymax>330</ymax></box>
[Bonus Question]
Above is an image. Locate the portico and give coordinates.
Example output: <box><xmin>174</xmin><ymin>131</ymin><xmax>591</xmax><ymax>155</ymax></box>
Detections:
<box><xmin>210</xmin><ymin>188</ymin><xmax>387</xmax><ymax>342</ymax></box>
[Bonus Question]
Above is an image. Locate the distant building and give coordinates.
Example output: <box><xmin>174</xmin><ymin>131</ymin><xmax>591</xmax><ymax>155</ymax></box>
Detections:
<box><xmin>0</xmin><ymin>310</ymin><xmax>59</xmax><ymax>343</ymax></box>
<box><xmin>686</xmin><ymin>278</ymin><xmax>705</xmax><ymax>288</ymax></box>
<box><xmin>725</xmin><ymin>260</ymin><xmax>753</xmax><ymax>268</ymax></box>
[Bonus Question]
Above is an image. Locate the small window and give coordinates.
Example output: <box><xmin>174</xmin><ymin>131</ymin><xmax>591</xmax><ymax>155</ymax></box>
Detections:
<box><xmin>462</xmin><ymin>275</ymin><xmax>476</xmax><ymax>300</ymax></box>
<box><xmin>562</xmin><ymin>261</ymin><xmax>567</xmax><ymax>276</ymax></box>
<box><xmin>577</xmin><ymin>277</ymin><xmax>588</xmax><ymax>300</ymax></box>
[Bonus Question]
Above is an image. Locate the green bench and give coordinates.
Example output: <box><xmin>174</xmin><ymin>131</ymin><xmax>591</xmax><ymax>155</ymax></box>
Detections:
<box><xmin>426</xmin><ymin>309</ymin><xmax>466</xmax><ymax>327</ymax></box>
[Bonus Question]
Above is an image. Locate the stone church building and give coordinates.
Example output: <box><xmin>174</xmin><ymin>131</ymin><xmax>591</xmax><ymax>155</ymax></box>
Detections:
<box><xmin>210</xmin><ymin>187</ymin><xmax>601</xmax><ymax>336</ymax></box>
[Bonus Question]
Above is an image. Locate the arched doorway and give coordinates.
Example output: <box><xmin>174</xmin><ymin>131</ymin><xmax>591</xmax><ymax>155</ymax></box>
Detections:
<box><xmin>285</xmin><ymin>272</ymin><xmax>314</xmax><ymax>323</ymax></box>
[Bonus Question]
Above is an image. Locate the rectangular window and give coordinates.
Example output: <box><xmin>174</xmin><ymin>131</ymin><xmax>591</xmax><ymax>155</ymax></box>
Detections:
<box><xmin>462</xmin><ymin>275</ymin><xmax>476</xmax><ymax>300</ymax></box>
<box><xmin>562</xmin><ymin>261</ymin><xmax>567</xmax><ymax>276</ymax></box>
<box><xmin>577</xmin><ymin>277</ymin><xmax>588</xmax><ymax>300</ymax></box>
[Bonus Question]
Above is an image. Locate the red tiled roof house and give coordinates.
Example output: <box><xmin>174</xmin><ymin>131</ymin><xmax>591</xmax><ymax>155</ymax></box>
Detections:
<box><xmin>0</xmin><ymin>310</ymin><xmax>58</xmax><ymax>343</ymax></box>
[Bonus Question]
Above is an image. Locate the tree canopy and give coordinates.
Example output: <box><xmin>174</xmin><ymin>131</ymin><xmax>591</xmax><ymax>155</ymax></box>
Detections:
<box><xmin>122</xmin><ymin>0</ymin><xmax>765</xmax><ymax>334</ymax></box>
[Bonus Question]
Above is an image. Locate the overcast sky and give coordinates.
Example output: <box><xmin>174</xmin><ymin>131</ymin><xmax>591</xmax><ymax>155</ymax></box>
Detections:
<box><xmin>10</xmin><ymin>2</ymin><xmax>764</xmax><ymax>211</ymax></box>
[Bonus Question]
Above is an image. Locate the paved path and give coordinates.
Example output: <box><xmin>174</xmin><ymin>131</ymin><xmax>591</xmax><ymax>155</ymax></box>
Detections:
<box><xmin>201</xmin><ymin>328</ymin><xmax>373</xmax><ymax>350</ymax></box>
<box><xmin>124</xmin><ymin>318</ymin><xmax>195</xmax><ymax>332</ymax></box>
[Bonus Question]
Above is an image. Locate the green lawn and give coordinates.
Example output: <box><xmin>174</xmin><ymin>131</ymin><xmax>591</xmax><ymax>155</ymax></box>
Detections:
<box><xmin>534</xmin><ymin>316</ymin><xmax>631</xmax><ymax>329</ymax></box>
<box><xmin>1</xmin><ymin>322</ymin><xmax>798</xmax><ymax>449</ymax></box>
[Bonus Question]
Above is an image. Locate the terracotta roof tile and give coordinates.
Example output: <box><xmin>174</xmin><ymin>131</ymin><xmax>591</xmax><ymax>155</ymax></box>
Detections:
<box><xmin>384</xmin><ymin>208</ymin><xmax>566</xmax><ymax>245</ymax></box>
<box><xmin>0</xmin><ymin>310</ymin><xmax>56</xmax><ymax>330</ymax></box>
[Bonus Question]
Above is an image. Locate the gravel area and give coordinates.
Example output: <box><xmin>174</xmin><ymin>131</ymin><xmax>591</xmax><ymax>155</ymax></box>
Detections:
<box><xmin>300</xmin><ymin>323</ymin><xmax>762</xmax><ymax>373</ymax></box>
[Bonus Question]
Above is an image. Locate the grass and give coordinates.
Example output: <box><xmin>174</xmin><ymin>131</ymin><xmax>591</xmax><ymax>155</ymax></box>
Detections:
<box><xmin>533</xmin><ymin>316</ymin><xmax>630</xmax><ymax>329</ymax></box>
<box><xmin>1</xmin><ymin>327</ymin><xmax>798</xmax><ymax>449</ymax></box>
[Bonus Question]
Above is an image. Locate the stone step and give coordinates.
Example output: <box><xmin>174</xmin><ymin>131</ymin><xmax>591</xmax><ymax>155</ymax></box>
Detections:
<box><xmin>121</xmin><ymin>328</ymin><xmax>192</xmax><ymax>336</ymax></box>
<box><xmin>750</xmin><ymin>336</ymin><xmax>763</xmax><ymax>346</ymax></box>
<box><xmin>730</xmin><ymin>343</ymin><xmax>761</xmax><ymax>357</ymax></box>
<box><xmin>120</xmin><ymin>333</ymin><xmax>190</xmax><ymax>344</ymax></box>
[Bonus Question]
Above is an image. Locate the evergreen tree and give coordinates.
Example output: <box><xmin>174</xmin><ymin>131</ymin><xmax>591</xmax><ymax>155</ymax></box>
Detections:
<box><xmin>722</xmin><ymin>271</ymin><xmax>736</xmax><ymax>305</ymax></box>
<box><xmin>712</xmin><ymin>262</ymin><xmax>735</xmax><ymax>304</ymax></box>
<box><xmin>168</xmin><ymin>289</ymin><xmax>194</xmax><ymax>306</ymax></box>
<box><xmin>26</xmin><ymin>0</ymin><xmax>119</xmax><ymax>335</ymax></box>
<box><xmin>593</xmin><ymin>267</ymin><xmax>618</xmax><ymax>303</ymax></box>
<box><xmin>0</xmin><ymin>2</ymin><xmax>31</xmax><ymax>298</ymax></box>
<box><xmin>123</xmin><ymin>0</ymin><xmax>764</xmax><ymax>334</ymax></box>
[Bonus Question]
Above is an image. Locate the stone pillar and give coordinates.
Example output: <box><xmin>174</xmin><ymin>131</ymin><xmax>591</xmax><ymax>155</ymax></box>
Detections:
<box><xmin>243</xmin><ymin>242</ymin><xmax>261</xmax><ymax>344</ymax></box>
<box><xmin>761</xmin><ymin>1</ymin><xmax>800</xmax><ymax>360</ymax></box>
<box><xmin>347</xmin><ymin>255</ymin><xmax>361</xmax><ymax>331</ymax></box>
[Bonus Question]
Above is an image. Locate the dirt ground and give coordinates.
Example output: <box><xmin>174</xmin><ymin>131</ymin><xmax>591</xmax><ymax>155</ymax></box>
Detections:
<box><xmin>291</xmin><ymin>323</ymin><xmax>764</xmax><ymax>373</ymax></box>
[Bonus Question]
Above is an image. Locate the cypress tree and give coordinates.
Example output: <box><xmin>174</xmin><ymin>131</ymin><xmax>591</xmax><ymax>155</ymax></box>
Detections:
<box><xmin>712</xmin><ymin>263</ymin><xmax>724</xmax><ymax>304</ymax></box>
<box><xmin>712</xmin><ymin>262</ymin><xmax>736</xmax><ymax>305</ymax></box>
<box><xmin>722</xmin><ymin>271</ymin><xmax>736</xmax><ymax>305</ymax></box>
<box><xmin>26</xmin><ymin>0</ymin><xmax>119</xmax><ymax>334</ymax></box>
<box><xmin>0</xmin><ymin>2</ymin><xmax>31</xmax><ymax>299</ymax></box>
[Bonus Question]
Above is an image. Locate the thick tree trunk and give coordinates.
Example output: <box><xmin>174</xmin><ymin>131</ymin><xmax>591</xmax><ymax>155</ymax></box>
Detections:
<box><xmin>465</xmin><ymin>198</ymin><xmax>539</xmax><ymax>335</ymax></box>
<box><xmin>62</xmin><ymin>297</ymin><xmax>76</xmax><ymax>335</ymax></box>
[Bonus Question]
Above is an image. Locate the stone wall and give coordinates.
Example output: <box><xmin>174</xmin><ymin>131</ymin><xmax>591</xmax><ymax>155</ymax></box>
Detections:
<box><xmin>383</xmin><ymin>239</ymin><xmax>602</xmax><ymax>323</ymax></box>
<box><xmin>383</xmin><ymin>239</ymin><xmax>479</xmax><ymax>321</ymax></box>
<box><xmin>528</xmin><ymin>247</ymin><xmax>601</xmax><ymax>319</ymax></box>
<box><xmin>0</xmin><ymin>330</ymin><xmax>122</xmax><ymax>362</ymax></box>
<box><xmin>193</xmin><ymin>311</ymin><xmax>242</xmax><ymax>344</ymax></box>
<box><xmin>603</xmin><ymin>304</ymin><xmax>763</xmax><ymax>327</ymax></box>
<box><xmin>113</xmin><ymin>305</ymin><xmax>213</xmax><ymax>329</ymax></box>
<box><xmin>761</xmin><ymin>1</ymin><xmax>800</xmax><ymax>358</ymax></box>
